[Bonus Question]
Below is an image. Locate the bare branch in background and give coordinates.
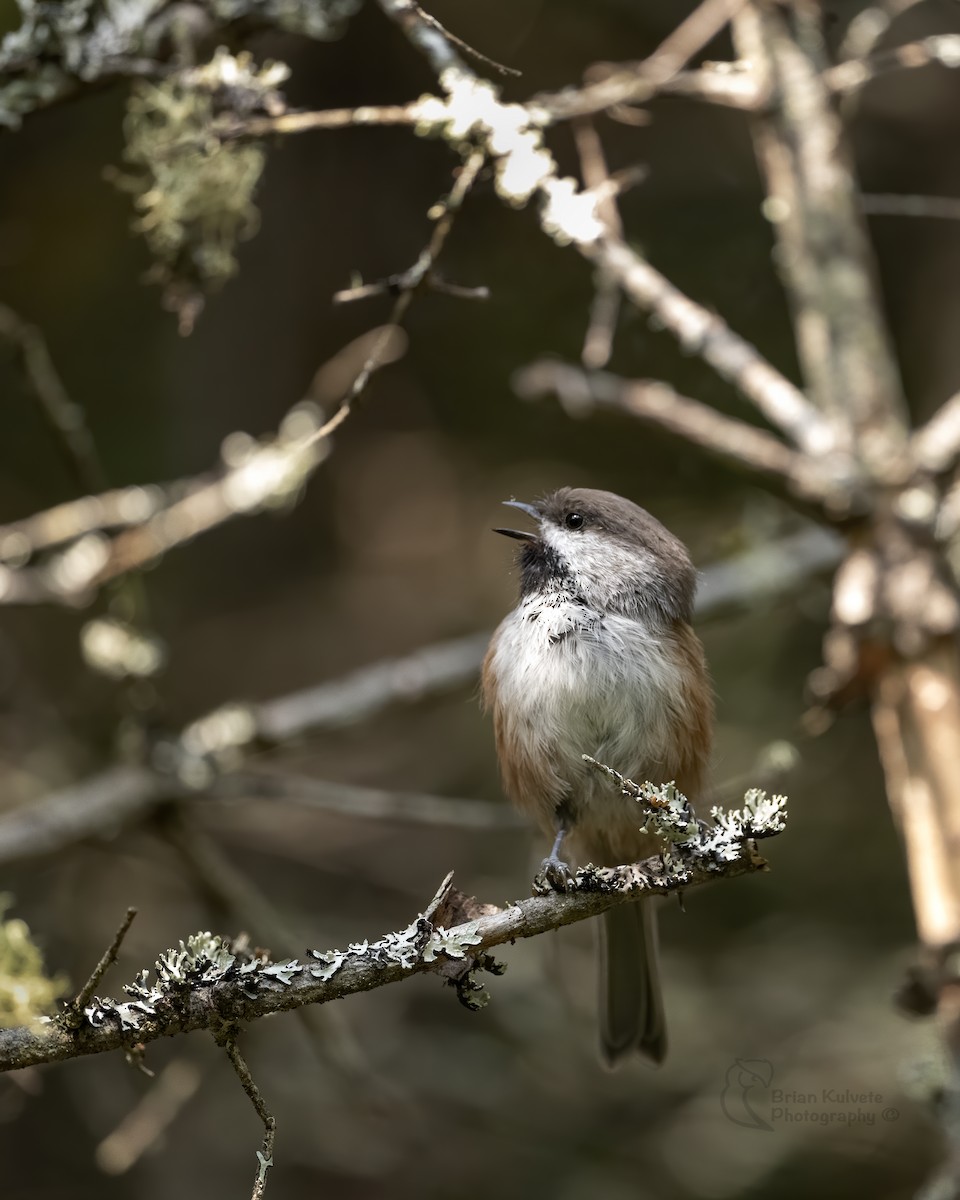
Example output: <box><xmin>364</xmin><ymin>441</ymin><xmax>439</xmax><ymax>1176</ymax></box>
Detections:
<box><xmin>580</xmin><ymin>238</ymin><xmax>839</xmax><ymax>459</ymax></box>
<box><xmin>572</xmin><ymin>117</ymin><xmax>623</xmax><ymax>370</ymax></box>
<box><xmin>0</xmin><ymin>305</ymin><xmax>107</xmax><ymax>494</ymax></box>
<box><xmin>861</xmin><ymin>194</ymin><xmax>960</xmax><ymax>222</ymax></box>
<box><xmin>0</xmin><ymin>149</ymin><xmax>484</xmax><ymax>609</ymax></box>
<box><xmin>514</xmin><ymin>360</ymin><xmax>843</xmax><ymax>508</ymax></box>
<box><xmin>530</xmin><ymin>0</ymin><xmax>748</xmax><ymax>121</ymax></box>
<box><xmin>95</xmin><ymin>1058</ymin><xmax>203</xmax><ymax>1175</ymax></box>
<box><xmin>912</xmin><ymin>395</ymin><xmax>960</xmax><ymax>476</ymax></box>
<box><xmin>826</xmin><ymin>34</ymin><xmax>960</xmax><ymax>97</ymax></box>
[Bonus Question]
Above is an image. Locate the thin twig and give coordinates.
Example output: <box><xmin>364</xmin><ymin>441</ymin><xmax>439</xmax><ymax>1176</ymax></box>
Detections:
<box><xmin>583</xmin><ymin>237</ymin><xmax>838</xmax><ymax>457</ymax></box>
<box><xmin>861</xmin><ymin>194</ymin><xmax>960</xmax><ymax>222</ymax></box>
<box><xmin>531</xmin><ymin>0</ymin><xmax>748</xmax><ymax>121</ymax></box>
<box><xmin>409</xmin><ymin>1</ymin><xmax>520</xmax><ymax>78</ymax></box>
<box><xmin>63</xmin><ymin>907</ymin><xmax>137</xmax><ymax>1027</ymax></box>
<box><xmin>572</xmin><ymin>117</ymin><xmax>622</xmax><ymax>370</ymax></box>
<box><xmin>912</xmin><ymin>394</ymin><xmax>960</xmax><ymax>475</ymax></box>
<box><xmin>214</xmin><ymin>773</ymin><xmax>522</xmax><ymax>829</ymax></box>
<box><xmin>294</xmin><ymin>148</ymin><xmax>486</xmax><ymax>448</ymax></box>
<box><xmin>826</xmin><ymin>34</ymin><xmax>960</xmax><ymax>96</ymax></box>
<box><xmin>223</xmin><ymin>1038</ymin><xmax>276</xmax><ymax>1200</ymax></box>
<box><xmin>235</xmin><ymin>104</ymin><xmax>419</xmax><ymax>137</ymax></box>
<box><xmin>0</xmin><ymin>153</ymin><xmax>482</xmax><ymax>607</ymax></box>
<box><xmin>0</xmin><ymin>305</ymin><xmax>107</xmax><ymax>495</ymax></box>
<box><xmin>95</xmin><ymin>1058</ymin><xmax>203</xmax><ymax>1174</ymax></box>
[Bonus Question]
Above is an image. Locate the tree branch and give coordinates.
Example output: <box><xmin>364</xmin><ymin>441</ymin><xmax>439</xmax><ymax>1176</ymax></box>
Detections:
<box><xmin>731</xmin><ymin>4</ymin><xmax>909</xmax><ymax>472</ymax></box>
<box><xmin>513</xmin><ymin>360</ymin><xmax>847</xmax><ymax>509</ymax></box>
<box><xmin>0</xmin><ymin>781</ymin><xmax>785</xmax><ymax>1073</ymax></box>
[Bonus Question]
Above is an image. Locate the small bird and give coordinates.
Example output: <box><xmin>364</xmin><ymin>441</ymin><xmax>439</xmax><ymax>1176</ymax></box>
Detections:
<box><xmin>482</xmin><ymin>487</ymin><xmax>713</xmax><ymax>1065</ymax></box>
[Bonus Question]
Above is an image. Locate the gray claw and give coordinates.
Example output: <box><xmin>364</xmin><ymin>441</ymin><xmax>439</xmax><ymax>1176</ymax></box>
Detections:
<box><xmin>533</xmin><ymin>854</ymin><xmax>575</xmax><ymax>895</ymax></box>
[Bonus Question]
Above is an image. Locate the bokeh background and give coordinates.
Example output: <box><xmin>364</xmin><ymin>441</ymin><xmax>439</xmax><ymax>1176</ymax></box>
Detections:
<box><xmin>3</xmin><ymin>0</ymin><xmax>960</xmax><ymax>1196</ymax></box>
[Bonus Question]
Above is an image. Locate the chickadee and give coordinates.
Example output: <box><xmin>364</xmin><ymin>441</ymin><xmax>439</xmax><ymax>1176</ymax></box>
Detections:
<box><xmin>482</xmin><ymin>487</ymin><xmax>713</xmax><ymax>1064</ymax></box>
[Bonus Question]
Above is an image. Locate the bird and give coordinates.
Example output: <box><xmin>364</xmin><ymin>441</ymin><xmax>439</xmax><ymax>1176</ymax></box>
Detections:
<box><xmin>482</xmin><ymin>486</ymin><xmax>713</xmax><ymax>1065</ymax></box>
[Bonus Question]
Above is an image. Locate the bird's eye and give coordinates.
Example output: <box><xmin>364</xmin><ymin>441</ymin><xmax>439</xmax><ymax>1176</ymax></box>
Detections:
<box><xmin>564</xmin><ymin>512</ymin><xmax>584</xmax><ymax>530</ymax></box>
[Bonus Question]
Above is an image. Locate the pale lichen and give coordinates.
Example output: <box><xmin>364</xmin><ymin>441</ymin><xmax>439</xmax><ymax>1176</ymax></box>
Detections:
<box><xmin>77</xmin><ymin>909</ymin><xmax>487</xmax><ymax>1037</ymax></box>
<box><xmin>582</xmin><ymin>754</ymin><xmax>787</xmax><ymax>881</ymax></box>
<box><xmin>0</xmin><ymin>0</ymin><xmax>361</xmax><ymax>128</ymax></box>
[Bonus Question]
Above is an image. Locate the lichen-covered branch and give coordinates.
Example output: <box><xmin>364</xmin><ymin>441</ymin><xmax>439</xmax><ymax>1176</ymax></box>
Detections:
<box><xmin>0</xmin><ymin>780</ymin><xmax>785</xmax><ymax>1073</ymax></box>
<box><xmin>0</xmin><ymin>0</ymin><xmax>362</xmax><ymax>128</ymax></box>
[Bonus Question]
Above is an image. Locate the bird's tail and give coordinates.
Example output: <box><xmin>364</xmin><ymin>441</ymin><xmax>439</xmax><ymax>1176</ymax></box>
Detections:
<box><xmin>599</xmin><ymin>901</ymin><xmax>667</xmax><ymax>1066</ymax></box>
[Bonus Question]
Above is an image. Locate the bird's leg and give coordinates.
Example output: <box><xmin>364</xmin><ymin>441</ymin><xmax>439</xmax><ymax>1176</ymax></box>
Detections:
<box><xmin>534</xmin><ymin>825</ymin><xmax>575</xmax><ymax>894</ymax></box>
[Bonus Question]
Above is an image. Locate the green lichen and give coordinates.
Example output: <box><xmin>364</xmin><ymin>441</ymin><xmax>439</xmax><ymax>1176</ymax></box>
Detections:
<box><xmin>0</xmin><ymin>895</ymin><xmax>69</xmax><ymax>1028</ymax></box>
<box><xmin>111</xmin><ymin>49</ymin><xmax>286</xmax><ymax>332</ymax></box>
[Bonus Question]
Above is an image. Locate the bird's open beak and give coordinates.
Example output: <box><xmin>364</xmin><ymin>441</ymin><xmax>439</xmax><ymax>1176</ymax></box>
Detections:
<box><xmin>493</xmin><ymin>499</ymin><xmax>541</xmax><ymax>541</ymax></box>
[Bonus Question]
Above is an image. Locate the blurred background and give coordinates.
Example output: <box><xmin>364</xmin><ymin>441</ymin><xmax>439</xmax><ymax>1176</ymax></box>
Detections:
<box><xmin>2</xmin><ymin>0</ymin><xmax>960</xmax><ymax>1196</ymax></box>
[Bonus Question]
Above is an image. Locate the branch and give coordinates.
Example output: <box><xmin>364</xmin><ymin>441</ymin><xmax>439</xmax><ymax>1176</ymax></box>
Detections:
<box><xmin>513</xmin><ymin>360</ymin><xmax>846</xmax><ymax>508</ymax></box>
<box><xmin>0</xmin><ymin>0</ymin><xmax>363</xmax><ymax>128</ymax></box>
<box><xmin>0</xmin><ymin>632</ymin><xmax>490</xmax><ymax>865</ymax></box>
<box><xmin>528</xmin><ymin>0</ymin><xmax>749</xmax><ymax>121</ymax></box>
<box><xmin>826</xmin><ymin>34</ymin><xmax>960</xmax><ymax>97</ymax></box>
<box><xmin>0</xmin><ymin>305</ymin><xmax>107</xmax><ymax>494</ymax></box>
<box><xmin>0</xmin><ymin>782</ymin><xmax>785</xmax><ymax>1072</ymax></box>
<box><xmin>0</xmin><ymin>152</ymin><xmax>483</xmax><ymax>608</ymax></box>
<box><xmin>912</xmin><ymin>394</ymin><xmax>960</xmax><ymax>475</ymax></box>
<box><xmin>731</xmin><ymin>5</ymin><xmax>909</xmax><ymax>471</ymax></box>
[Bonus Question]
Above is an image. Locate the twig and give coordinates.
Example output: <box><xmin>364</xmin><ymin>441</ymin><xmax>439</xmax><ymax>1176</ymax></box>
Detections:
<box><xmin>62</xmin><ymin>907</ymin><xmax>137</xmax><ymax>1027</ymax></box>
<box><xmin>582</xmin><ymin>237</ymin><xmax>839</xmax><ymax>458</ymax></box>
<box><xmin>0</xmin><ymin>779</ymin><xmax>785</xmax><ymax>1073</ymax></box>
<box><xmin>0</xmin><ymin>305</ymin><xmax>107</xmax><ymax>494</ymax></box>
<box><xmin>0</xmin><ymin>151</ymin><xmax>482</xmax><ymax>607</ymax></box>
<box><xmin>861</xmin><ymin>194</ymin><xmax>960</xmax><ymax>222</ymax></box>
<box><xmin>95</xmin><ymin>1058</ymin><xmax>203</xmax><ymax>1174</ymax></box>
<box><xmin>572</xmin><ymin>117</ymin><xmax>622</xmax><ymax>370</ymax></box>
<box><xmin>223</xmin><ymin>1038</ymin><xmax>276</xmax><ymax>1200</ymax></box>
<box><xmin>214</xmin><ymin>773</ymin><xmax>521</xmax><ymax>829</ymax></box>
<box><xmin>912</xmin><ymin>395</ymin><xmax>960</xmax><ymax>475</ymax></box>
<box><xmin>656</xmin><ymin>64</ymin><xmax>761</xmax><ymax>109</ymax></box>
<box><xmin>235</xmin><ymin>104</ymin><xmax>420</xmax><ymax>137</ymax></box>
<box><xmin>291</xmin><ymin>148</ymin><xmax>485</xmax><ymax>449</ymax></box>
<box><xmin>513</xmin><ymin>360</ymin><xmax>845</xmax><ymax>508</ymax></box>
<box><xmin>334</xmin><ymin>273</ymin><xmax>488</xmax><ymax>304</ymax></box>
<box><xmin>407</xmin><ymin>2</ymin><xmax>520</xmax><ymax>78</ymax></box>
<box><xmin>530</xmin><ymin>0</ymin><xmax>748</xmax><ymax>121</ymax></box>
<box><xmin>826</xmin><ymin>34</ymin><xmax>960</xmax><ymax>97</ymax></box>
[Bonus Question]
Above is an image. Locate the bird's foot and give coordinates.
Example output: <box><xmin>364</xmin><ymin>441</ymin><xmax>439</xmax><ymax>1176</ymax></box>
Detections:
<box><xmin>533</xmin><ymin>854</ymin><xmax>575</xmax><ymax>895</ymax></box>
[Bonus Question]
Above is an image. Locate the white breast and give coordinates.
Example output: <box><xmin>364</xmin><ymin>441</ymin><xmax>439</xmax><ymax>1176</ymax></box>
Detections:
<box><xmin>490</xmin><ymin>592</ymin><xmax>686</xmax><ymax>796</ymax></box>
